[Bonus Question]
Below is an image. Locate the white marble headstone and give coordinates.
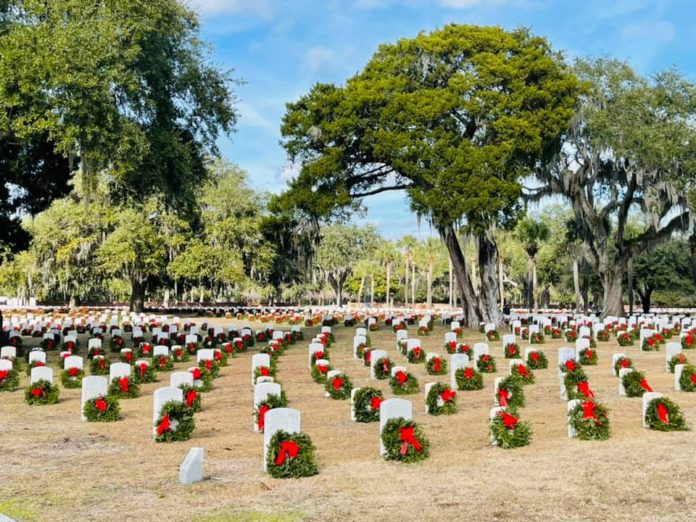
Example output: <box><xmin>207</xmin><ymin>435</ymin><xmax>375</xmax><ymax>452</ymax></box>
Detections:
<box><xmin>379</xmin><ymin>398</ymin><xmax>412</xmax><ymax>456</ymax></box>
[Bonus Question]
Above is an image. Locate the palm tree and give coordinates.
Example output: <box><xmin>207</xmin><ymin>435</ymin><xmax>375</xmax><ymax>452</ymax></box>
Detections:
<box><xmin>376</xmin><ymin>241</ymin><xmax>397</xmax><ymax>306</ymax></box>
<box><xmin>397</xmin><ymin>235</ymin><xmax>417</xmax><ymax>306</ymax></box>
<box><xmin>515</xmin><ymin>217</ymin><xmax>550</xmax><ymax>313</ymax></box>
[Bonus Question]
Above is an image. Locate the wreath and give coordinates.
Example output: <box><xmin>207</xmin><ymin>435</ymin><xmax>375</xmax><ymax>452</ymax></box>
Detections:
<box><xmin>543</xmin><ymin>325</ymin><xmax>552</xmax><ymax>335</ymax></box>
<box><xmin>510</xmin><ymin>363</ymin><xmax>534</xmax><ymax>385</ymax></box>
<box><xmin>389</xmin><ymin>370</ymin><xmax>419</xmax><ymax>395</ymax></box>
<box><xmin>486</xmin><ymin>330</ymin><xmax>500</xmax><ymax>342</ymax></box>
<box><xmin>362</xmin><ymin>348</ymin><xmax>374</xmax><ymax>367</ymax></box>
<box><xmin>476</xmin><ymin>354</ymin><xmax>496</xmax><ymax>373</ymax></box>
<box><xmin>406</xmin><ymin>347</ymin><xmax>425</xmax><ymax>364</ymax></box>
<box><xmin>62</xmin><ymin>339</ymin><xmax>79</xmax><ymax>353</ymax></box>
<box><xmin>568</xmin><ymin>378</ymin><xmax>595</xmax><ymax>401</ymax></box>
<box><xmin>109</xmin><ymin>336</ymin><xmax>125</xmax><ymax>352</ymax></box>
<box><xmin>551</xmin><ymin>327</ymin><xmax>562</xmax><ymax>339</ymax></box>
<box><xmin>25</xmin><ymin>379</ymin><xmax>60</xmax><ymax>405</ymax></box>
<box><xmin>617</xmin><ymin>333</ymin><xmax>633</xmax><ymax>346</ymax></box>
<box><xmin>373</xmin><ymin>357</ymin><xmax>393</xmax><ymax>380</ymax></box>
<box><xmin>678</xmin><ymin>364</ymin><xmax>696</xmax><ymax>392</ymax></box>
<box><xmin>668</xmin><ymin>353</ymin><xmax>689</xmax><ymax>373</ymax></box>
<box><xmin>426</xmin><ymin>383</ymin><xmax>457</xmax><ymax>415</ymax></box>
<box><xmin>181</xmin><ymin>385</ymin><xmax>203</xmax><ymax>412</ymax></box>
<box><xmin>119</xmin><ymin>351</ymin><xmax>135</xmax><ymax>365</ymax></box>
<box><xmin>266</xmin><ymin>430</ymin><xmax>318</xmax><ymax>478</ymax></box>
<box><xmin>426</xmin><ymin>356</ymin><xmax>447</xmax><ymax>375</ymax></box>
<box><xmin>152</xmin><ymin>354</ymin><xmax>174</xmax><ymax>372</ymax></box>
<box><xmin>60</xmin><ymin>367</ymin><xmax>84</xmax><ymax>389</ymax></box>
<box><xmin>83</xmin><ymin>395</ymin><xmax>120</xmax><ymax>422</ymax></box>
<box><xmin>310</xmin><ymin>350</ymin><xmax>328</xmax><ymax>365</ymax></box>
<box><xmin>644</xmin><ymin>397</ymin><xmax>688</xmax><ymax>431</ymax></box>
<box><xmin>622</xmin><ymin>370</ymin><xmax>653</xmax><ymax>397</ymax></box>
<box><xmin>455</xmin><ymin>366</ymin><xmax>484</xmax><ymax>391</ymax></box>
<box><xmin>568</xmin><ymin>400</ymin><xmax>610</xmax><ymax>440</ymax></box>
<box><xmin>135</xmin><ymin>362</ymin><xmax>157</xmax><ymax>383</ymax></box>
<box><xmin>108</xmin><ymin>376</ymin><xmax>140</xmax><ymax>399</ymax></box>
<box><xmin>681</xmin><ymin>333</ymin><xmax>695</xmax><ymax>350</ymax></box>
<box><xmin>529</xmin><ymin>332</ymin><xmax>545</xmax><ymax>344</ymax></box>
<box><xmin>355</xmin><ymin>343</ymin><xmax>367</xmax><ymax>359</ymax></box>
<box><xmin>138</xmin><ymin>343</ymin><xmax>153</xmax><ymax>358</ymax></box>
<box><xmin>565</xmin><ymin>330</ymin><xmax>578</xmax><ymax>342</ymax></box>
<box><xmin>190</xmin><ymin>367</ymin><xmax>214</xmax><ymax>392</ymax></box>
<box><xmin>504</xmin><ymin>343</ymin><xmax>521</xmax><ymax>359</ymax></box>
<box><xmin>89</xmin><ymin>357</ymin><xmax>110</xmax><ymax>375</ymax></box>
<box><xmin>497</xmin><ymin>376</ymin><xmax>525</xmax><ymax>409</ymax></box>
<box><xmin>526</xmin><ymin>350</ymin><xmax>548</xmax><ymax>370</ymax></box>
<box><xmin>578</xmin><ymin>348</ymin><xmax>598</xmax><ymax>366</ymax></box>
<box><xmin>0</xmin><ymin>368</ymin><xmax>20</xmax><ymax>392</ymax></box>
<box><xmin>613</xmin><ymin>356</ymin><xmax>633</xmax><ymax>375</ymax></box>
<box><xmin>325</xmin><ymin>373</ymin><xmax>353</xmax><ymax>400</ymax></box>
<box><xmin>40</xmin><ymin>337</ymin><xmax>57</xmax><ymax>351</ymax></box>
<box><xmin>171</xmin><ymin>347</ymin><xmax>189</xmax><ymax>363</ymax></box>
<box><xmin>369</xmin><ymin>323</ymin><xmax>379</xmax><ymax>332</ymax></box>
<box><xmin>654</xmin><ymin>332</ymin><xmax>665</xmax><ymax>345</ymax></box>
<box><xmin>199</xmin><ymin>359</ymin><xmax>221</xmax><ymax>379</ymax></box>
<box><xmin>381</xmin><ymin>418</ymin><xmax>430</xmax><ymax>462</ymax></box>
<box><xmin>417</xmin><ymin>326</ymin><xmax>429</xmax><ymax>336</ymax></box>
<box><xmin>596</xmin><ymin>330</ymin><xmax>610</xmax><ymax>342</ymax></box>
<box><xmin>254</xmin><ymin>392</ymin><xmax>288</xmax><ymax>431</ymax></box>
<box><xmin>154</xmin><ymin>400</ymin><xmax>196</xmax><ymax>442</ymax></box>
<box><xmin>25</xmin><ymin>359</ymin><xmax>47</xmax><ymax>376</ymax></box>
<box><xmin>353</xmin><ymin>387</ymin><xmax>384</xmax><ymax>423</ymax></box>
<box><xmin>642</xmin><ymin>336</ymin><xmax>660</xmax><ymax>351</ymax></box>
<box><xmin>490</xmin><ymin>410</ymin><xmax>532</xmax><ymax>449</ymax></box>
<box><xmin>311</xmin><ymin>363</ymin><xmax>331</xmax><ymax>384</ymax></box>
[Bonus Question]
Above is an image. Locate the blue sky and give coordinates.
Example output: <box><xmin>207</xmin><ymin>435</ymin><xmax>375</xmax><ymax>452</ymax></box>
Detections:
<box><xmin>189</xmin><ymin>0</ymin><xmax>695</xmax><ymax>238</ymax></box>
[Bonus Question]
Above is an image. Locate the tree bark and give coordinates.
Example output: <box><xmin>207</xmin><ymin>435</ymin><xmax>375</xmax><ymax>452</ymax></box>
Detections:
<box><xmin>627</xmin><ymin>257</ymin><xmax>634</xmax><ymax>315</ymax></box>
<box><xmin>357</xmin><ymin>276</ymin><xmax>365</xmax><ymax>305</ymax></box>
<box><xmin>448</xmin><ymin>258</ymin><xmax>453</xmax><ymax>307</ymax></box>
<box><xmin>498</xmin><ymin>255</ymin><xmax>504</xmax><ymax>311</ymax></box>
<box><xmin>572</xmin><ymin>258</ymin><xmax>582</xmax><ymax>312</ymax></box>
<box><xmin>526</xmin><ymin>259</ymin><xmax>533</xmax><ymax>311</ymax></box>
<box><xmin>438</xmin><ymin>224</ymin><xmax>482</xmax><ymax>326</ymax></box>
<box><xmin>370</xmin><ymin>274</ymin><xmax>375</xmax><ymax>307</ymax></box>
<box><xmin>531</xmin><ymin>255</ymin><xmax>538</xmax><ymax>313</ymax></box>
<box><xmin>477</xmin><ymin>228</ymin><xmax>502</xmax><ymax>327</ymax></box>
<box><xmin>130</xmin><ymin>279</ymin><xmax>145</xmax><ymax>313</ymax></box>
<box><xmin>426</xmin><ymin>263</ymin><xmax>433</xmax><ymax>307</ymax></box>
<box><xmin>638</xmin><ymin>287</ymin><xmax>653</xmax><ymax>313</ymax></box>
<box><xmin>601</xmin><ymin>259</ymin><xmax>626</xmax><ymax>318</ymax></box>
<box><xmin>411</xmin><ymin>264</ymin><xmax>416</xmax><ymax>306</ymax></box>
<box><xmin>385</xmin><ymin>263</ymin><xmax>391</xmax><ymax>305</ymax></box>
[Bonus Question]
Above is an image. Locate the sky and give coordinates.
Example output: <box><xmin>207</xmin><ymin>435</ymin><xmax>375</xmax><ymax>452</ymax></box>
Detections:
<box><xmin>188</xmin><ymin>0</ymin><xmax>696</xmax><ymax>239</ymax></box>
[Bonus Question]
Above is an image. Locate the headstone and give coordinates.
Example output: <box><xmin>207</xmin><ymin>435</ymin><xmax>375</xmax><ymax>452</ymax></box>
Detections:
<box><xmin>369</xmin><ymin>349</ymin><xmax>387</xmax><ymax>379</ymax></box>
<box><xmin>473</xmin><ymin>343</ymin><xmax>489</xmax><ymax>361</ymax></box>
<box><xmin>674</xmin><ymin>364</ymin><xmax>685</xmax><ymax>391</ymax></box>
<box><xmin>152</xmin><ymin>386</ymin><xmax>184</xmax><ymax>436</ymax></box>
<box><xmin>611</xmin><ymin>353</ymin><xmax>626</xmax><ymax>377</ymax></box>
<box><xmin>196</xmin><ymin>349</ymin><xmax>213</xmax><ymax>362</ymax></box>
<box><xmin>0</xmin><ymin>346</ymin><xmax>16</xmax><ymax>359</ymax></box>
<box><xmin>254</xmin><ymin>382</ymin><xmax>282</xmax><ymax>431</ymax></box>
<box><xmin>567</xmin><ymin>399</ymin><xmax>581</xmax><ymax>438</ymax></box>
<box><xmin>575</xmin><ymin>338</ymin><xmax>590</xmax><ymax>354</ymax></box>
<box><xmin>350</xmin><ymin>387</ymin><xmax>360</xmax><ymax>422</ymax></box>
<box><xmin>450</xmin><ymin>354</ymin><xmax>469</xmax><ymax>389</ymax></box>
<box><xmin>170</xmin><ymin>371</ymin><xmax>194</xmax><ymax>388</ymax></box>
<box><xmin>353</xmin><ymin>335</ymin><xmax>366</xmax><ymax>357</ymax></box>
<box><xmin>263</xmin><ymin>408</ymin><xmax>301</xmax><ymax>471</ymax></box>
<box><xmin>308</xmin><ymin>343</ymin><xmax>324</xmax><ymax>367</ymax></box>
<box><xmin>444</xmin><ymin>332</ymin><xmax>456</xmax><ymax>344</ymax></box>
<box><xmin>379</xmin><ymin>398</ymin><xmax>412</xmax><ymax>456</ymax></box>
<box><xmin>30</xmin><ymin>366</ymin><xmax>53</xmax><ymax>385</ymax></box>
<box><xmin>489</xmin><ymin>406</ymin><xmax>504</xmax><ymax>445</ymax></box>
<box><xmin>153</xmin><ymin>345</ymin><xmax>169</xmax><ymax>357</ymax></box>
<box><xmin>665</xmin><ymin>342</ymin><xmax>682</xmax><ymax>372</ymax></box>
<box><xmin>179</xmin><ymin>447</ymin><xmax>205</xmax><ymax>485</ymax></box>
<box><xmin>28</xmin><ymin>351</ymin><xmax>46</xmax><ymax>364</ymax></box>
<box><xmin>618</xmin><ymin>368</ymin><xmax>634</xmax><ymax>396</ymax></box>
<box><xmin>64</xmin><ymin>355</ymin><xmax>83</xmax><ymax>370</ymax></box>
<box><xmin>558</xmin><ymin>348</ymin><xmax>576</xmax><ymax>376</ymax></box>
<box><xmin>109</xmin><ymin>362</ymin><xmax>131</xmax><ymax>383</ymax></box>
<box><xmin>642</xmin><ymin>392</ymin><xmax>663</xmax><ymax>429</ymax></box>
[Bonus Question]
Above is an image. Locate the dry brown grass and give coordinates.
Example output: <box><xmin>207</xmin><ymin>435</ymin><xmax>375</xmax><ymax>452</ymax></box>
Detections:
<box><xmin>2</xmin><ymin>320</ymin><xmax>696</xmax><ymax>522</ymax></box>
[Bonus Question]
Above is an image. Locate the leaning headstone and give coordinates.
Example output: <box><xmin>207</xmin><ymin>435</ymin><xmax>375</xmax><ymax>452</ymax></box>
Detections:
<box><xmin>379</xmin><ymin>398</ymin><xmax>412</xmax><ymax>456</ymax></box>
<box><xmin>179</xmin><ymin>447</ymin><xmax>205</xmax><ymax>485</ymax></box>
<box><xmin>263</xmin><ymin>408</ymin><xmax>301</xmax><ymax>471</ymax></box>
<box><xmin>81</xmin><ymin>376</ymin><xmax>108</xmax><ymax>421</ymax></box>
<box><xmin>642</xmin><ymin>392</ymin><xmax>663</xmax><ymax>429</ymax></box>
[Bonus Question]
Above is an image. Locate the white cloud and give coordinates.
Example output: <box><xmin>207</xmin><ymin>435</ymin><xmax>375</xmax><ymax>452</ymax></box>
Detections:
<box><xmin>621</xmin><ymin>19</ymin><xmax>675</xmax><ymax>43</ymax></box>
<box><xmin>238</xmin><ymin>101</ymin><xmax>276</xmax><ymax>131</ymax></box>
<box><xmin>280</xmin><ymin>161</ymin><xmax>301</xmax><ymax>181</ymax></box>
<box><xmin>305</xmin><ymin>46</ymin><xmax>336</xmax><ymax>71</ymax></box>
<box><xmin>187</xmin><ymin>0</ymin><xmax>273</xmax><ymax>19</ymax></box>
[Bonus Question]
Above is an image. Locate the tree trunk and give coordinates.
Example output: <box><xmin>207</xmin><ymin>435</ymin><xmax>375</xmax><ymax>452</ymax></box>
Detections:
<box><xmin>477</xmin><ymin>228</ymin><xmax>501</xmax><ymax>327</ymax></box>
<box><xmin>526</xmin><ymin>258</ymin><xmax>533</xmax><ymax>311</ymax></box>
<box><xmin>385</xmin><ymin>263</ymin><xmax>391</xmax><ymax>305</ymax></box>
<box><xmin>357</xmin><ymin>276</ymin><xmax>365</xmax><ymax>305</ymax></box>
<box><xmin>69</xmin><ymin>294</ymin><xmax>77</xmax><ymax>310</ymax></box>
<box><xmin>498</xmin><ymin>255</ymin><xmax>504</xmax><ymax>311</ymax></box>
<box><xmin>426</xmin><ymin>263</ymin><xmax>433</xmax><ymax>307</ymax></box>
<box><xmin>627</xmin><ymin>257</ymin><xmax>634</xmax><ymax>315</ymax></box>
<box><xmin>532</xmin><ymin>256</ymin><xmax>538</xmax><ymax>313</ymax></box>
<box><xmin>689</xmin><ymin>232</ymin><xmax>696</xmax><ymax>283</ymax></box>
<box><xmin>601</xmin><ymin>259</ymin><xmax>626</xmax><ymax>318</ymax></box>
<box><xmin>130</xmin><ymin>279</ymin><xmax>145</xmax><ymax>313</ymax></box>
<box><xmin>439</xmin><ymin>224</ymin><xmax>482</xmax><ymax>326</ymax></box>
<box><xmin>370</xmin><ymin>274</ymin><xmax>375</xmax><ymax>308</ymax></box>
<box><xmin>411</xmin><ymin>264</ymin><xmax>416</xmax><ymax>306</ymax></box>
<box><xmin>163</xmin><ymin>289</ymin><xmax>170</xmax><ymax>308</ymax></box>
<box><xmin>448</xmin><ymin>258</ymin><xmax>453</xmax><ymax>307</ymax></box>
<box><xmin>639</xmin><ymin>287</ymin><xmax>653</xmax><ymax>313</ymax></box>
<box><xmin>572</xmin><ymin>258</ymin><xmax>582</xmax><ymax>312</ymax></box>
<box><xmin>404</xmin><ymin>258</ymin><xmax>410</xmax><ymax>306</ymax></box>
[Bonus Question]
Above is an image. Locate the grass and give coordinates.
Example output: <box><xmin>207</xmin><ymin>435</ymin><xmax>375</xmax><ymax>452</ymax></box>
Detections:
<box><xmin>0</xmin><ymin>500</ymin><xmax>38</xmax><ymax>521</ymax></box>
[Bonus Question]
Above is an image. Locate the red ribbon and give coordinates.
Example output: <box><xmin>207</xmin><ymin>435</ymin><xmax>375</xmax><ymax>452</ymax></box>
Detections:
<box><xmin>31</xmin><ymin>387</ymin><xmax>44</xmax><ymax>398</ymax></box>
<box><xmin>585</xmin><ymin>350</ymin><xmax>593</xmax><ymax>360</ymax></box>
<box><xmin>332</xmin><ymin>377</ymin><xmax>344</xmax><ymax>391</ymax></box>
<box><xmin>433</xmin><ymin>358</ymin><xmax>441</xmax><ymax>372</ymax></box>
<box><xmin>315</xmin><ymin>352</ymin><xmax>324</xmax><ymax>360</ymax></box>
<box><xmin>125</xmin><ymin>352</ymin><xmax>133</xmax><ymax>362</ymax></box>
<box><xmin>564</xmin><ymin>360</ymin><xmax>577</xmax><ymax>372</ymax></box>
<box><xmin>99</xmin><ymin>359</ymin><xmax>106</xmax><ymax>369</ymax></box>
<box><xmin>157</xmin><ymin>415</ymin><xmax>171</xmax><ymax>435</ymax></box>
<box><xmin>214</xmin><ymin>351</ymin><xmax>222</xmax><ymax>361</ymax></box>
<box><xmin>581</xmin><ymin>401</ymin><xmax>600</xmax><ymax>425</ymax></box>
<box><xmin>500</xmin><ymin>412</ymin><xmax>518</xmax><ymax>429</ymax></box>
<box><xmin>382</xmin><ymin>359</ymin><xmax>389</xmax><ymax>373</ymax></box>
<box><xmin>396</xmin><ymin>371</ymin><xmax>408</xmax><ymax>385</ymax></box>
<box><xmin>498</xmin><ymin>388</ymin><xmax>509</xmax><ymax>407</ymax></box>
<box><xmin>365</xmin><ymin>351</ymin><xmax>372</xmax><ymax>362</ymax></box>
<box><xmin>657</xmin><ymin>402</ymin><xmax>669</xmax><ymax>424</ymax></box>
<box><xmin>691</xmin><ymin>374</ymin><xmax>696</xmax><ymax>384</ymax></box>
<box><xmin>205</xmin><ymin>360</ymin><xmax>213</xmax><ymax>370</ymax></box>
<box><xmin>399</xmin><ymin>426</ymin><xmax>422</xmax><ymax>455</ymax></box>
<box><xmin>577</xmin><ymin>381</ymin><xmax>594</xmax><ymax>399</ymax></box>
<box><xmin>463</xmin><ymin>367</ymin><xmax>474</xmax><ymax>379</ymax></box>
<box><xmin>0</xmin><ymin>370</ymin><xmax>8</xmax><ymax>380</ymax></box>
<box><xmin>530</xmin><ymin>352</ymin><xmax>539</xmax><ymax>362</ymax></box>
<box><xmin>441</xmin><ymin>388</ymin><xmax>457</xmax><ymax>402</ymax></box>
<box><xmin>191</xmin><ymin>368</ymin><xmax>202</xmax><ymax>380</ymax></box>
<box><xmin>516</xmin><ymin>364</ymin><xmax>529</xmax><ymax>378</ymax></box>
<box><xmin>185</xmin><ymin>390</ymin><xmax>198</xmax><ymax>408</ymax></box>
<box><xmin>35</xmin><ymin>361</ymin><xmax>45</xmax><ymax>367</ymax></box>
<box><xmin>507</xmin><ymin>345</ymin><xmax>517</xmax><ymax>355</ymax></box>
<box><xmin>119</xmin><ymin>377</ymin><xmax>129</xmax><ymax>393</ymax></box>
<box><xmin>620</xmin><ymin>358</ymin><xmax>631</xmax><ymax>368</ymax></box>
<box><xmin>318</xmin><ymin>365</ymin><xmax>328</xmax><ymax>374</ymax></box>
<box><xmin>257</xmin><ymin>404</ymin><xmax>270</xmax><ymax>430</ymax></box>
<box><xmin>448</xmin><ymin>341</ymin><xmax>456</xmax><ymax>351</ymax></box>
<box><xmin>370</xmin><ymin>396</ymin><xmax>383</xmax><ymax>411</ymax></box>
<box><xmin>67</xmin><ymin>367</ymin><xmax>80</xmax><ymax>377</ymax></box>
<box><xmin>158</xmin><ymin>356</ymin><xmax>167</xmax><ymax>368</ymax></box>
<box><xmin>274</xmin><ymin>440</ymin><xmax>300</xmax><ymax>465</ymax></box>
<box><xmin>639</xmin><ymin>379</ymin><xmax>653</xmax><ymax>392</ymax></box>
<box><xmin>413</xmin><ymin>347</ymin><xmax>421</xmax><ymax>359</ymax></box>
<box><xmin>95</xmin><ymin>398</ymin><xmax>108</xmax><ymax>412</ymax></box>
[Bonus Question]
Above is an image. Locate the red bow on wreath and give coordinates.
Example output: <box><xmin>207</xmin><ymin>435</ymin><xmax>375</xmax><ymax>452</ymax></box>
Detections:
<box><xmin>318</xmin><ymin>365</ymin><xmax>328</xmax><ymax>374</ymax></box>
<box><xmin>125</xmin><ymin>352</ymin><xmax>133</xmax><ymax>362</ymax></box>
<box><xmin>530</xmin><ymin>352</ymin><xmax>539</xmax><ymax>362</ymax></box>
<box><xmin>370</xmin><ymin>396</ymin><xmax>383</xmax><ymax>411</ymax></box>
<box><xmin>0</xmin><ymin>370</ymin><xmax>8</xmax><ymax>380</ymax></box>
<box><xmin>448</xmin><ymin>341</ymin><xmax>456</xmax><ymax>351</ymax></box>
<box><xmin>185</xmin><ymin>390</ymin><xmax>198</xmax><ymax>408</ymax></box>
<box><xmin>30</xmin><ymin>387</ymin><xmax>44</xmax><ymax>398</ymax></box>
<box><xmin>620</xmin><ymin>359</ymin><xmax>631</xmax><ymax>368</ymax></box>
<box><xmin>690</xmin><ymin>374</ymin><xmax>696</xmax><ymax>384</ymax></box>
<box><xmin>67</xmin><ymin>367</ymin><xmax>80</xmax><ymax>377</ymax></box>
<box><xmin>257</xmin><ymin>404</ymin><xmax>270</xmax><ymax>430</ymax></box>
<box><xmin>382</xmin><ymin>359</ymin><xmax>390</xmax><ymax>373</ymax></box>
<box><xmin>275</xmin><ymin>440</ymin><xmax>300</xmax><ymax>465</ymax></box>
<box><xmin>516</xmin><ymin>364</ymin><xmax>529</xmax><ymax>378</ymax></box>
<box><xmin>191</xmin><ymin>368</ymin><xmax>202</xmax><ymax>380</ymax></box>
<box><xmin>585</xmin><ymin>350</ymin><xmax>593</xmax><ymax>360</ymax></box>
<box><xmin>500</xmin><ymin>411</ymin><xmax>518</xmax><ymax>429</ymax></box>
<box><xmin>205</xmin><ymin>360</ymin><xmax>213</xmax><ymax>370</ymax></box>
<box><xmin>332</xmin><ymin>377</ymin><xmax>344</xmax><ymax>391</ymax></box>
<box><xmin>577</xmin><ymin>381</ymin><xmax>594</xmax><ymax>399</ymax></box>
<box><xmin>432</xmin><ymin>358</ymin><xmax>441</xmax><ymax>372</ymax></box>
<box><xmin>35</xmin><ymin>361</ymin><xmax>45</xmax><ymax>367</ymax></box>
<box><xmin>413</xmin><ymin>347</ymin><xmax>421</xmax><ymax>358</ymax></box>
<box><xmin>657</xmin><ymin>402</ymin><xmax>670</xmax><ymax>424</ymax></box>
<box><xmin>214</xmin><ymin>351</ymin><xmax>222</xmax><ymax>361</ymax></box>
<box><xmin>95</xmin><ymin>398</ymin><xmax>108</xmax><ymax>412</ymax></box>
<box><xmin>498</xmin><ymin>388</ymin><xmax>509</xmax><ymax>408</ymax></box>
<box><xmin>396</xmin><ymin>371</ymin><xmax>408</xmax><ymax>385</ymax></box>
<box><xmin>315</xmin><ymin>352</ymin><xmax>324</xmax><ymax>360</ymax></box>
<box><xmin>365</xmin><ymin>351</ymin><xmax>372</xmax><ymax>362</ymax></box>
<box><xmin>118</xmin><ymin>377</ymin><xmax>129</xmax><ymax>393</ymax></box>
<box><xmin>399</xmin><ymin>426</ymin><xmax>422</xmax><ymax>455</ymax></box>
<box><xmin>639</xmin><ymin>379</ymin><xmax>653</xmax><ymax>392</ymax></box>
<box><xmin>138</xmin><ymin>364</ymin><xmax>148</xmax><ymax>378</ymax></box>
<box><xmin>564</xmin><ymin>360</ymin><xmax>577</xmax><ymax>372</ymax></box>
<box><xmin>158</xmin><ymin>356</ymin><xmax>167</xmax><ymax>368</ymax></box>
<box><xmin>581</xmin><ymin>401</ymin><xmax>600</xmax><ymax>425</ymax></box>
<box><xmin>157</xmin><ymin>414</ymin><xmax>171</xmax><ymax>435</ymax></box>
<box><xmin>463</xmin><ymin>367</ymin><xmax>474</xmax><ymax>379</ymax></box>
<box><xmin>441</xmin><ymin>388</ymin><xmax>457</xmax><ymax>402</ymax></box>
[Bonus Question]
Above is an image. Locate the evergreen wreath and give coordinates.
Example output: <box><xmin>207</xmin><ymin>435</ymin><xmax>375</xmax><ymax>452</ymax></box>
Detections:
<box><xmin>622</xmin><ymin>370</ymin><xmax>653</xmax><ymax>397</ymax></box>
<box><xmin>325</xmin><ymin>373</ymin><xmax>353</xmax><ymax>399</ymax></box>
<box><xmin>551</xmin><ymin>327</ymin><xmax>562</xmax><ymax>339</ymax></box>
<box><xmin>529</xmin><ymin>332</ymin><xmax>545</xmax><ymax>344</ymax></box>
<box><xmin>83</xmin><ymin>395</ymin><xmax>120</xmax><ymax>422</ymax></box>
<box><xmin>644</xmin><ymin>397</ymin><xmax>688</xmax><ymax>432</ymax></box>
<box><xmin>407</xmin><ymin>346</ymin><xmax>425</xmax><ymax>364</ymax></box>
<box><xmin>613</xmin><ymin>356</ymin><xmax>634</xmax><ymax>375</ymax></box>
<box><xmin>486</xmin><ymin>330</ymin><xmax>500</xmax><ymax>342</ymax></box>
<box><xmin>0</xmin><ymin>368</ymin><xmax>20</xmax><ymax>392</ymax></box>
<box><xmin>311</xmin><ymin>362</ymin><xmax>331</xmax><ymax>384</ymax></box>
<box><xmin>425</xmin><ymin>383</ymin><xmax>457</xmax><ymax>415</ymax></box>
<box><xmin>596</xmin><ymin>329</ymin><xmax>610</xmax><ymax>342</ymax></box>
<box><xmin>266</xmin><ymin>430</ymin><xmax>318</xmax><ymax>478</ymax></box>
<box><xmin>476</xmin><ymin>353</ymin><xmax>496</xmax><ymax>373</ymax></box>
<box><xmin>310</xmin><ymin>349</ymin><xmax>328</xmax><ymax>365</ymax></box>
<box><xmin>138</xmin><ymin>342</ymin><xmax>154</xmax><ymax>358</ymax></box>
<box><xmin>181</xmin><ymin>385</ymin><xmax>203</xmax><ymax>413</ymax></box>
<box><xmin>134</xmin><ymin>362</ymin><xmax>157</xmax><ymax>383</ymax></box>
<box><xmin>426</xmin><ymin>356</ymin><xmax>447</xmax><ymax>375</ymax></box>
<box><xmin>510</xmin><ymin>363</ymin><xmax>534</xmax><ymax>385</ymax></box>
<box><xmin>25</xmin><ymin>359</ymin><xmax>46</xmax><ymax>376</ymax></box>
<box><xmin>109</xmin><ymin>336</ymin><xmax>125</xmax><ymax>352</ymax></box>
<box><xmin>25</xmin><ymin>379</ymin><xmax>60</xmax><ymax>405</ymax></box>
<box><xmin>490</xmin><ymin>409</ymin><xmax>532</xmax><ymax>449</ymax></box>
<box><xmin>153</xmin><ymin>354</ymin><xmax>174</xmax><ymax>372</ymax></box>
<box><xmin>352</xmin><ymin>387</ymin><xmax>384</xmax><ymax>423</ymax></box>
<box><xmin>565</xmin><ymin>330</ymin><xmax>578</xmax><ymax>342</ymax></box>
<box><xmin>254</xmin><ymin>392</ymin><xmax>288</xmax><ymax>431</ymax></box>
<box><xmin>678</xmin><ymin>364</ymin><xmax>696</xmax><ymax>392</ymax></box>
<box><xmin>108</xmin><ymin>376</ymin><xmax>140</xmax><ymax>399</ymax></box>
<box><xmin>568</xmin><ymin>400</ymin><xmax>610</xmax><ymax>440</ymax></box>
<box><xmin>154</xmin><ymin>400</ymin><xmax>196</xmax><ymax>442</ymax></box>
<box><xmin>617</xmin><ymin>332</ymin><xmax>633</xmax><ymax>346</ymax></box>
<box><xmin>504</xmin><ymin>343</ymin><xmax>521</xmax><ymax>359</ymax></box>
<box><xmin>191</xmin><ymin>367</ymin><xmax>214</xmax><ymax>392</ymax></box>
<box><xmin>681</xmin><ymin>333</ymin><xmax>695</xmax><ymax>350</ymax></box>
<box><xmin>526</xmin><ymin>350</ymin><xmax>548</xmax><ymax>370</ymax></box>
<box><xmin>497</xmin><ymin>376</ymin><xmax>525</xmax><ymax>409</ymax></box>
<box><xmin>199</xmin><ymin>359</ymin><xmax>221</xmax><ymax>379</ymax></box>
<box><xmin>171</xmin><ymin>347</ymin><xmax>189</xmax><ymax>363</ymax></box>
<box><xmin>362</xmin><ymin>348</ymin><xmax>374</xmax><ymax>367</ymax></box>
<box><xmin>60</xmin><ymin>367</ymin><xmax>84</xmax><ymax>389</ymax></box>
<box><xmin>642</xmin><ymin>336</ymin><xmax>660</xmax><ymax>351</ymax></box>
<box><xmin>668</xmin><ymin>353</ymin><xmax>689</xmax><ymax>373</ymax></box>
<box><xmin>389</xmin><ymin>370</ymin><xmax>419</xmax><ymax>395</ymax></box>
<box><xmin>578</xmin><ymin>347</ymin><xmax>598</xmax><ymax>366</ymax></box>
<box><xmin>455</xmin><ymin>366</ymin><xmax>484</xmax><ymax>391</ymax></box>
<box><xmin>90</xmin><ymin>356</ymin><xmax>110</xmax><ymax>375</ymax></box>
<box><xmin>381</xmin><ymin>417</ymin><xmax>430</xmax><ymax>462</ymax></box>
<box><xmin>373</xmin><ymin>357</ymin><xmax>393</xmax><ymax>380</ymax></box>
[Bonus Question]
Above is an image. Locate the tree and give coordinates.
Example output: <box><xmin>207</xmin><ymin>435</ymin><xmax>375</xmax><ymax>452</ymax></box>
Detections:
<box><xmin>315</xmin><ymin>224</ymin><xmax>380</xmax><ymax>305</ymax></box>
<box><xmin>376</xmin><ymin>240</ymin><xmax>398</xmax><ymax>306</ymax></box>
<box><xmin>278</xmin><ymin>24</ymin><xmax>579</xmax><ymax>326</ymax></box>
<box><xmin>532</xmin><ymin>59</ymin><xmax>694</xmax><ymax>317</ymax></box>
<box><xmin>414</xmin><ymin>237</ymin><xmax>448</xmax><ymax>307</ymax></box>
<box><xmin>515</xmin><ymin>217</ymin><xmax>550</xmax><ymax>312</ymax></box>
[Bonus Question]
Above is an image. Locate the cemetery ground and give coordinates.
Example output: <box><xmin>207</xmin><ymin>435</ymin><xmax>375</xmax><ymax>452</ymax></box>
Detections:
<box><xmin>3</xmin><ymin>321</ymin><xmax>696</xmax><ymax>521</ymax></box>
